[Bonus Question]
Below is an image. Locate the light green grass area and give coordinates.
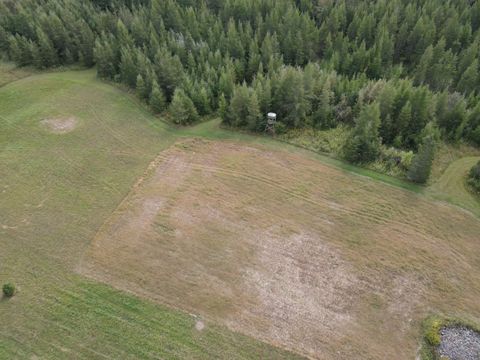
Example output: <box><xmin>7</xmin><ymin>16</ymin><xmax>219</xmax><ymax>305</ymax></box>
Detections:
<box><xmin>426</xmin><ymin>156</ymin><xmax>480</xmax><ymax>217</ymax></box>
<box><xmin>0</xmin><ymin>69</ymin><xmax>301</xmax><ymax>359</ymax></box>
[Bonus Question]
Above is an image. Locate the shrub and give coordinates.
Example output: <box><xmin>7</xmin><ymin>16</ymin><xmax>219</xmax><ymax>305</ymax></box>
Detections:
<box><xmin>425</xmin><ymin>319</ymin><xmax>442</xmax><ymax>346</ymax></box>
<box><xmin>467</xmin><ymin>161</ymin><xmax>480</xmax><ymax>193</ymax></box>
<box><xmin>2</xmin><ymin>283</ymin><xmax>15</xmax><ymax>297</ymax></box>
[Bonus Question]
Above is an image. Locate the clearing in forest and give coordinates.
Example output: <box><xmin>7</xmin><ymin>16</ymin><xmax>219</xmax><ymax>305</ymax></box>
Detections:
<box><xmin>81</xmin><ymin>138</ymin><xmax>480</xmax><ymax>360</ymax></box>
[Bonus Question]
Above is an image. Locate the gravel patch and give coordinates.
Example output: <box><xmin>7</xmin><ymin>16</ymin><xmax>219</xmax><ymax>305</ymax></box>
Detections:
<box><xmin>438</xmin><ymin>326</ymin><xmax>480</xmax><ymax>360</ymax></box>
<box><xmin>195</xmin><ymin>320</ymin><xmax>205</xmax><ymax>331</ymax></box>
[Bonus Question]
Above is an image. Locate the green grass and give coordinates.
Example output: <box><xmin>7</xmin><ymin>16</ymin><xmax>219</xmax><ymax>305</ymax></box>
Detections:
<box><xmin>0</xmin><ymin>69</ymin><xmax>301</xmax><ymax>359</ymax></box>
<box><xmin>426</xmin><ymin>156</ymin><xmax>480</xmax><ymax>217</ymax></box>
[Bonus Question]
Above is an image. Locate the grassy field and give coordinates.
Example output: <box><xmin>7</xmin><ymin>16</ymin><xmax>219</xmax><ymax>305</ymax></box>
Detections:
<box><xmin>1</xmin><ymin>67</ymin><xmax>480</xmax><ymax>359</ymax></box>
<box><xmin>79</xmin><ymin>137</ymin><xmax>480</xmax><ymax>359</ymax></box>
<box><xmin>0</xmin><ymin>70</ymin><xmax>301</xmax><ymax>359</ymax></box>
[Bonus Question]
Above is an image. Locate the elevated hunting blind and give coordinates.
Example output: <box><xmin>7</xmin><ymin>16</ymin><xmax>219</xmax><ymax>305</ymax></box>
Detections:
<box><xmin>265</xmin><ymin>112</ymin><xmax>277</xmax><ymax>134</ymax></box>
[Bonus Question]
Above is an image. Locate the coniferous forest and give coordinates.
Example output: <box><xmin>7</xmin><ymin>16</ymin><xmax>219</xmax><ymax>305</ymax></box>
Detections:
<box><xmin>2</xmin><ymin>0</ymin><xmax>480</xmax><ymax>182</ymax></box>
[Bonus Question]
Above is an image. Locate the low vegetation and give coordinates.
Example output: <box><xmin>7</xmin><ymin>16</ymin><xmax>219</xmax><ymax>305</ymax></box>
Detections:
<box><xmin>2</xmin><ymin>283</ymin><xmax>15</xmax><ymax>298</ymax></box>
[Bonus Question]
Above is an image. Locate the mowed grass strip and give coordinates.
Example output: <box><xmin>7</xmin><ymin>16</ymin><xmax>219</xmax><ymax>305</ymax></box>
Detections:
<box><xmin>0</xmin><ymin>70</ymin><xmax>301</xmax><ymax>359</ymax></box>
<box><xmin>427</xmin><ymin>156</ymin><xmax>480</xmax><ymax>216</ymax></box>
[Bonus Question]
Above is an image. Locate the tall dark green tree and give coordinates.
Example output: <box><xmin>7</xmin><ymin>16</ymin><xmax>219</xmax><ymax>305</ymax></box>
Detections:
<box><xmin>343</xmin><ymin>102</ymin><xmax>382</xmax><ymax>163</ymax></box>
<box><xmin>169</xmin><ymin>88</ymin><xmax>199</xmax><ymax>125</ymax></box>
<box><xmin>150</xmin><ymin>79</ymin><xmax>167</xmax><ymax>113</ymax></box>
<box><xmin>407</xmin><ymin>122</ymin><xmax>439</xmax><ymax>183</ymax></box>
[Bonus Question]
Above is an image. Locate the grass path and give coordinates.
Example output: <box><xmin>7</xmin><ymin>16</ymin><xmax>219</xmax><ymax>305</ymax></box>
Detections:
<box><xmin>426</xmin><ymin>156</ymin><xmax>480</xmax><ymax>216</ymax></box>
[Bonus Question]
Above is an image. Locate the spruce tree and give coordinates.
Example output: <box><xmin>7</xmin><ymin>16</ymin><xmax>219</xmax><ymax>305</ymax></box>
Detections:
<box><xmin>150</xmin><ymin>80</ymin><xmax>166</xmax><ymax>113</ymax></box>
<box><xmin>343</xmin><ymin>102</ymin><xmax>382</xmax><ymax>163</ymax></box>
<box><xmin>169</xmin><ymin>88</ymin><xmax>199</xmax><ymax>125</ymax></box>
<box><xmin>407</xmin><ymin>122</ymin><xmax>439</xmax><ymax>184</ymax></box>
<box><xmin>36</xmin><ymin>28</ymin><xmax>58</xmax><ymax>68</ymax></box>
<box><xmin>457</xmin><ymin>60</ymin><xmax>479</xmax><ymax>95</ymax></box>
<box><xmin>218</xmin><ymin>93</ymin><xmax>228</xmax><ymax>122</ymax></box>
<box><xmin>136</xmin><ymin>74</ymin><xmax>148</xmax><ymax>101</ymax></box>
<box><xmin>229</xmin><ymin>84</ymin><xmax>255</xmax><ymax>128</ymax></box>
<box><xmin>119</xmin><ymin>47</ymin><xmax>137</xmax><ymax>88</ymax></box>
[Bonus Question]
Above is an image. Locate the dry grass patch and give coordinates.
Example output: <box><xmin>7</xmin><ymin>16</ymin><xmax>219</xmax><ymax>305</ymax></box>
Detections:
<box><xmin>40</xmin><ymin>116</ymin><xmax>77</xmax><ymax>134</ymax></box>
<box><xmin>80</xmin><ymin>138</ymin><xmax>480</xmax><ymax>360</ymax></box>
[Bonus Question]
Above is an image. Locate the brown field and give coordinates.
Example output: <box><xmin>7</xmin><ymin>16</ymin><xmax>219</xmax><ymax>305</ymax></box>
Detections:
<box><xmin>80</xmin><ymin>138</ymin><xmax>480</xmax><ymax>359</ymax></box>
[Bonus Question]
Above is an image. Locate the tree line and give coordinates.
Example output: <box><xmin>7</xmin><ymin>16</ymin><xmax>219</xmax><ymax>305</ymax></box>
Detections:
<box><xmin>1</xmin><ymin>0</ymin><xmax>480</xmax><ymax>182</ymax></box>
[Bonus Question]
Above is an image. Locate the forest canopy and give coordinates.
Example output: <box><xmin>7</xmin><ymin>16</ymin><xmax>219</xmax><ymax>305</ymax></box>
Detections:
<box><xmin>1</xmin><ymin>0</ymin><xmax>480</xmax><ymax>181</ymax></box>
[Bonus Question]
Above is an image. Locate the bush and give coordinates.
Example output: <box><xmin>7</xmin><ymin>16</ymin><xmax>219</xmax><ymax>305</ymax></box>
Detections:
<box><xmin>467</xmin><ymin>161</ymin><xmax>480</xmax><ymax>193</ymax></box>
<box><xmin>424</xmin><ymin>319</ymin><xmax>442</xmax><ymax>346</ymax></box>
<box><xmin>2</xmin><ymin>283</ymin><xmax>15</xmax><ymax>297</ymax></box>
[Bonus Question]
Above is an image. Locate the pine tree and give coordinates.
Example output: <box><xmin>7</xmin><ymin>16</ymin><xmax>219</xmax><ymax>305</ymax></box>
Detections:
<box><xmin>414</xmin><ymin>45</ymin><xmax>433</xmax><ymax>85</ymax></box>
<box><xmin>408</xmin><ymin>122</ymin><xmax>439</xmax><ymax>183</ymax></box>
<box><xmin>272</xmin><ymin>67</ymin><xmax>306</xmax><ymax>128</ymax></box>
<box><xmin>396</xmin><ymin>101</ymin><xmax>412</xmax><ymax>146</ymax></box>
<box><xmin>76</xmin><ymin>20</ymin><xmax>95</xmax><ymax>67</ymax></box>
<box><xmin>218</xmin><ymin>93</ymin><xmax>228</xmax><ymax>122</ymax></box>
<box><xmin>35</xmin><ymin>27</ymin><xmax>58</xmax><ymax>68</ymax></box>
<box><xmin>343</xmin><ymin>103</ymin><xmax>382</xmax><ymax>163</ymax></box>
<box><xmin>169</xmin><ymin>88</ymin><xmax>199</xmax><ymax>125</ymax></box>
<box><xmin>149</xmin><ymin>80</ymin><xmax>166</xmax><ymax>113</ymax></box>
<box><xmin>313</xmin><ymin>83</ymin><xmax>334</xmax><ymax>129</ymax></box>
<box><xmin>136</xmin><ymin>74</ymin><xmax>148</xmax><ymax>101</ymax></box>
<box><xmin>154</xmin><ymin>48</ymin><xmax>184</xmax><ymax>100</ymax></box>
<box><xmin>94</xmin><ymin>36</ymin><xmax>116</xmax><ymax>79</ymax></box>
<box><xmin>0</xmin><ymin>26</ymin><xmax>8</xmax><ymax>54</ymax></box>
<box><xmin>457</xmin><ymin>60</ymin><xmax>479</xmax><ymax>95</ymax></box>
<box><xmin>247</xmin><ymin>90</ymin><xmax>261</xmax><ymax>130</ymax></box>
<box><xmin>119</xmin><ymin>47</ymin><xmax>137</xmax><ymax>87</ymax></box>
<box><xmin>228</xmin><ymin>83</ymin><xmax>253</xmax><ymax>128</ymax></box>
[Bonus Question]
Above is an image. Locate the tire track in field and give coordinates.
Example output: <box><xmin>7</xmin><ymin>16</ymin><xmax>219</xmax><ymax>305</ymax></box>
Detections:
<box><xmin>137</xmin><ymin>139</ymin><xmax>440</xmax><ymax>241</ymax></box>
<box><xmin>178</xmin><ymin>159</ymin><xmax>437</xmax><ymax>239</ymax></box>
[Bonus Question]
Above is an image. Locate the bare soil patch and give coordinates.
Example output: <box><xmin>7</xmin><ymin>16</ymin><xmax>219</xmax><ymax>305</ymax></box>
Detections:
<box><xmin>41</xmin><ymin>117</ymin><xmax>77</xmax><ymax>134</ymax></box>
<box><xmin>80</xmin><ymin>138</ymin><xmax>480</xmax><ymax>359</ymax></box>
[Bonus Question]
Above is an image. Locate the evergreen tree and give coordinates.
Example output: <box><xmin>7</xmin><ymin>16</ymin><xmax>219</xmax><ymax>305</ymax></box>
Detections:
<box><xmin>154</xmin><ymin>48</ymin><xmax>184</xmax><ymax>100</ymax></box>
<box><xmin>408</xmin><ymin>122</ymin><xmax>439</xmax><ymax>183</ymax></box>
<box><xmin>35</xmin><ymin>27</ymin><xmax>58</xmax><ymax>68</ymax></box>
<box><xmin>272</xmin><ymin>67</ymin><xmax>306</xmax><ymax>128</ymax></box>
<box><xmin>228</xmin><ymin>83</ymin><xmax>260</xmax><ymax>129</ymax></box>
<box><xmin>150</xmin><ymin>80</ymin><xmax>166</xmax><ymax>113</ymax></box>
<box><xmin>457</xmin><ymin>60</ymin><xmax>479</xmax><ymax>95</ymax></box>
<box><xmin>136</xmin><ymin>74</ymin><xmax>148</xmax><ymax>101</ymax></box>
<box><xmin>343</xmin><ymin>103</ymin><xmax>382</xmax><ymax>163</ymax></box>
<box><xmin>169</xmin><ymin>88</ymin><xmax>199</xmax><ymax>125</ymax></box>
<box><xmin>218</xmin><ymin>93</ymin><xmax>228</xmax><ymax>121</ymax></box>
<box><xmin>119</xmin><ymin>47</ymin><xmax>137</xmax><ymax>87</ymax></box>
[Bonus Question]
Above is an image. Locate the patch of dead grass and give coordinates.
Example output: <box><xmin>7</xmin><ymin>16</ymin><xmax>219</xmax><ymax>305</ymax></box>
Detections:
<box><xmin>79</xmin><ymin>138</ymin><xmax>480</xmax><ymax>360</ymax></box>
<box><xmin>41</xmin><ymin>117</ymin><xmax>77</xmax><ymax>134</ymax></box>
